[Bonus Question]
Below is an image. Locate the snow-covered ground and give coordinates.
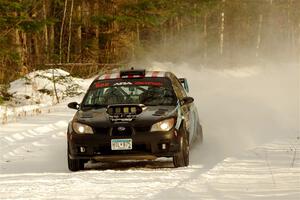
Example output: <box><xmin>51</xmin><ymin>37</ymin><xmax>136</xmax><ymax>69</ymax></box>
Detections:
<box><xmin>0</xmin><ymin>69</ymin><xmax>91</xmax><ymax>123</ymax></box>
<box><xmin>0</xmin><ymin>64</ymin><xmax>299</xmax><ymax>199</ymax></box>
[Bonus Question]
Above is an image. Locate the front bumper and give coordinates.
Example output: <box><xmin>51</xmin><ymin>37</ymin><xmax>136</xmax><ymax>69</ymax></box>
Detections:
<box><xmin>68</xmin><ymin>128</ymin><xmax>181</xmax><ymax>161</ymax></box>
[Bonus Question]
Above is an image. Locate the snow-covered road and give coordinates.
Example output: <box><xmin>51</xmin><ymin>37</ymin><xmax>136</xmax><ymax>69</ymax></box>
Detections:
<box><xmin>0</xmin><ymin>64</ymin><xmax>299</xmax><ymax>199</ymax></box>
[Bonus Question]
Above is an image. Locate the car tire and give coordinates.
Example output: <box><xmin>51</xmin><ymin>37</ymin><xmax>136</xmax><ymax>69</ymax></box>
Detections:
<box><xmin>68</xmin><ymin>157</ymin><xmax>85</xmax><ymax>172</ymax></box>
<box><xmin>67</xmin><ymin>146</ymin><xmax>85</xmax><ymax>171</ymax></box>
<box><xmin>173</xmin><ymin>125</ymin><xmax>189</xmax><ymax>168</ymax></box>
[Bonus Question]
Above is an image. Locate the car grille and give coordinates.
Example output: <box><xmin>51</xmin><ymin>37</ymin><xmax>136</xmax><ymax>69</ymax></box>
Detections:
<box><xmin>94</xmin><ymin>127</ymin><xmax>109</xmax><ymax>135</ymax></box>
<box><xmin>134</xmin><ymin>126</ymin><xmax>151</xmax><ymax>132</ymax></box>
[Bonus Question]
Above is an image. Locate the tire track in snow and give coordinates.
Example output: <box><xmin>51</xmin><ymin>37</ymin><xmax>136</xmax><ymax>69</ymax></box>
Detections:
<box><xmin>1</xmin><ymin>121</ymin><xmax>69</xmax><ymax>162</ymax></box>
<box><xmin>0</xmin><ymin>102</ymin><xmax>77</xmax><ymax>174</ymax></box>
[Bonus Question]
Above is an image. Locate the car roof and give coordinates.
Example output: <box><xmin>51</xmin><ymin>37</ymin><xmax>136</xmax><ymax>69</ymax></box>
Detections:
<box><xmin>96</xmin><ymin>70</ymin><xmax>172</xmax><ymax>81</ymax></box>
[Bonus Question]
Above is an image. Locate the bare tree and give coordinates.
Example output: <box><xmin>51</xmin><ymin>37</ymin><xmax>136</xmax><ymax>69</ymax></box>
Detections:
<box><xmin>256</xmin><ymin>14</ymin><xmax>263</xmax><ymax>58</ymax></box>
<box><xmin>43</xmin><ymin>0</ymin><xmax>49</xmax><ymax>61</ymax></box>
<box><xmin>220</xmin><ymin>0</ymin><xmax>226</xmax><ymax>56</ymax></box>
<box><xmin>67</xmin><ymin>0</ymin><xmax>74</xmax><ymax>63</ymax></box>
<box><xmin>59</xmin><ymin>0</ymin><xmax>68</xmax><ymax>63</ymax></box>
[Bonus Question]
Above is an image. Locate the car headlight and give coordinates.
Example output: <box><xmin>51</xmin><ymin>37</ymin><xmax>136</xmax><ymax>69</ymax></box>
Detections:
<box><xmin>73</xmin><ymin>122</ymin><xmax>94</xmax><ymax>134</ymax></box>
<box><xmin>151</xmin><ymin>118</ymin><xmax>175</xmax><ymax>132</ymax></box>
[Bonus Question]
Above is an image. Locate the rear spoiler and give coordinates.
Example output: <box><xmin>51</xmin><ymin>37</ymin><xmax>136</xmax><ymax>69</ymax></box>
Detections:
<box><xmin>179</xmin><ymin>78</ymin><xmax>189</xmax><ymax>93</ymax></box>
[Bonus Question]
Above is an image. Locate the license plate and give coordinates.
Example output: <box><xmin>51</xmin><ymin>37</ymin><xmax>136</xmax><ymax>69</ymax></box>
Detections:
<box><xmin>111</xmin><ymin>139</ymin><xmax>132</xmax><ymax>150</ymax></box>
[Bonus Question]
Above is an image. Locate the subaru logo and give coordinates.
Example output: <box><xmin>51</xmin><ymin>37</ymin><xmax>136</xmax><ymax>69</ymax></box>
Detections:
<box><xmin>117</xmin><ymin>126</ymin><xmax>126</xmax><ymax>131</ymax></box>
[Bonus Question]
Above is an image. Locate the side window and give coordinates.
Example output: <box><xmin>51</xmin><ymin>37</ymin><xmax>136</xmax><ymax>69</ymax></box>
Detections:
<box><xmin>169</xmin><ymin>74</ymin><xmax>187</xmax><ymax>99</ymax></box>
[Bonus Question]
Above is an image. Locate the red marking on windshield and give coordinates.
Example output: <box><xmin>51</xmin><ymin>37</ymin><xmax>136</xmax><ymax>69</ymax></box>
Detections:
<box><xmin>134</xmin><ymin>82</ymin><xmax>162</xmax><ymax>86</ymax></box>
<box><xmin>95</xmin><ymin>82</ymin><xmax>109</xmax><ymax>88</ymax></box>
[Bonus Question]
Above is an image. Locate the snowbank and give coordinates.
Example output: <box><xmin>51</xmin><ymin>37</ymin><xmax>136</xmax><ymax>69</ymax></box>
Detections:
<box><xmin>0</xmin><ymin>69</ymin><xmax>90</xmax><ymax>123</ymax></box>
<box><xmin>8</xmin><ymin>68</ymin><xmax>85</xmax><ymax>105</ymax></box>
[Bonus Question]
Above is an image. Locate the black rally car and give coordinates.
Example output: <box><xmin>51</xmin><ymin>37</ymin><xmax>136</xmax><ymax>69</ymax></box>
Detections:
<box><xmin>67</xmin><ymin>69</ymin><xmax>203</xmax><ymax>171</ymax></box>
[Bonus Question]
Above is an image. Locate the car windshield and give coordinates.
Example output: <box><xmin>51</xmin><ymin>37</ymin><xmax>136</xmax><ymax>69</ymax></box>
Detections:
<box><xmin>82</xmin><ymin>77</ymin><xmax>177</xmax><ymax>107</ymax></box>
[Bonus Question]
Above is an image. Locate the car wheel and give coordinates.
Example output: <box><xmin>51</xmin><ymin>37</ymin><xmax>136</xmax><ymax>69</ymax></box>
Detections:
<box><xmin>67</xmin><ymin>146</ymin><xmax>85</xmax><ymax>171</ymax></box>
<box><xmin>68</xmin><ymin>157</ymin><xmax>85</xmax><ymax>171</ymax></box>
<box><xmin>173</xmin><ymin>125</ymin><xmax>189</xmax><ymax>168</ymax></box>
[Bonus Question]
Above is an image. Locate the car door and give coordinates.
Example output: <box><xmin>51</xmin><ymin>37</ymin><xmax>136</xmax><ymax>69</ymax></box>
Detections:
<box><xmin>170</xmin><ymin>74</ymin><xmax>196</xmax><ymax>144</ymax></box>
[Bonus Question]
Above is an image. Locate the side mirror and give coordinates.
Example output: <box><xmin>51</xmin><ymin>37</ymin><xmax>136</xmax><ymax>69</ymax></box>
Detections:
<box><xmin>68</xmin><ymin>102</ymin><xmax>79</xmax><ymax>110</ymax></box>
<box><xmin>181</xmin><ymin>97</ymin><xmax>194</xmax><ymax>105</ymax></box>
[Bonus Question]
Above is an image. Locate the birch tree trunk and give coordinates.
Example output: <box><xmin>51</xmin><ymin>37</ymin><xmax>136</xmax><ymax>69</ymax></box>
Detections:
<box><xmin>136</xmin><ymin>23</ymin><xmax>140</xmax><ymax>47</ymax></box>
<box><xmin>94</xmin><ymin>0</ymin><xmax>100</xmax><ymax>63</ymax></box>
<box><xmin>59</xmin><ymin>0</ymin><xmax>68</xmax><ymax>63</ymax></box>
<box><xmin>15</xmin><ymin>29</ymin><xmax>22</xmax><ymax>65</ymax></box>
<box><xmin>13</xmin><ymin>10</ymin><xmax>23</xmax><ymax>67</ymax></box>
<box><xmin>21</xmin><ymin>32</ymin><xmax>28</xmax><ymax>66</ymax></box>
<box><xmin>76</xmin><ymin>3</ymin><xmax>82</xmax><ymax>59</ymax></box>
<box><xmin>220</xmin><ymin>0</ymin><xmax>225</xmax><ymax>56</ymax></box>
<box><xmin>256</xmin><ymin>14</ymin><xmax>263</xmax><ymax>58</ymax></box>
<box><xmin>298</xmin><ymin>23</ymin><xmax>300</xmax><ymax>64</ymax></box>
<box><xmin>67</xmin><ymin>0</ymin><xmax>74</xmax><ymax>63</ymax></box>
<box><xmin>135</xmin><ymin>0</ymin><xmax>140</xmax><ymax>52</ymax></box>
<box><xmin>43</xmin><ymin>0</ymin><xmax>49</xmax><ymax>62</ymax></box>
<box><xmin>203</xmin><ymin>12</ymin><xmax>208</xmax><ymax>61</ymax></box>
<box><xmin>49</xmin><ymin>24</ymin><xmax>55</xmax><ymax>59</ymax></box>
<box><xmin>33</xmin><ymin>34</ymin><xmax>40</xmax><ymax>65</ymax></box>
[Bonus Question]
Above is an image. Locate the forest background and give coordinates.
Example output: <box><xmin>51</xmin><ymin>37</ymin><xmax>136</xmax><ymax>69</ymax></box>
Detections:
<box><xmin>0</xmin><ymin>0</ymin><xmax>299</xmax><ymax>84</ymax></box>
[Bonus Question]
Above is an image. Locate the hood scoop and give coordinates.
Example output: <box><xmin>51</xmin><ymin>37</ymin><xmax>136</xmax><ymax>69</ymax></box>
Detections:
<box><xmin>79</xmin><ymin>112</ymin><xmax>93</xmax><ymax>118</ymax></box>
<box><xmin>153</xmin><ymin>109</ymin><xmax>169</xmax><ymax>116</ymax></box>
<box><xmin>107</xmin><ymin>104</ymin><xmax>144</xmax><ymax>122</ymax></box>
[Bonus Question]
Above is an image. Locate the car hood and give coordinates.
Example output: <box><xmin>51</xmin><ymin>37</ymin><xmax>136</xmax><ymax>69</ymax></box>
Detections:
<box><xmin>74</xmin><ymin>105</ymin><xmax>178</xmax><ymax>127</ymax></box>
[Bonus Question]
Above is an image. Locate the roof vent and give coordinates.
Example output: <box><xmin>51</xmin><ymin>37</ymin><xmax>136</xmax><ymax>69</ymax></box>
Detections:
<box><xmin>120</xmin><ymin>69</ymin><xmax>145</xmax><ymax>78</ymax></box>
